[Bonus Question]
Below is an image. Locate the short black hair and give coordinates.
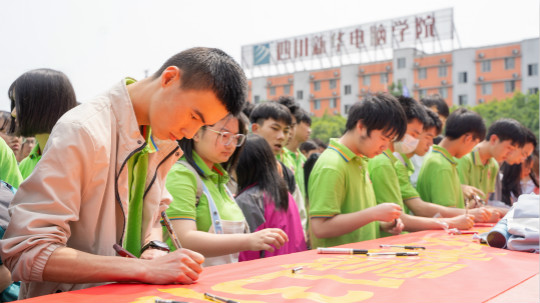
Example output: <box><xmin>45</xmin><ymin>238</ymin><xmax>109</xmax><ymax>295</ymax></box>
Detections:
<box><xmin>296</xmin><ymin>108</ymin><xmax>312</xmax><ymax>125</ymax></box>
<box><xmin>485</xmin><ymin>119</ymin><xmax>526</xmax><ymax>147</ymax></box>
<box><xmin>178</xmin><ymin>113</ymin><xmax>248</xmax><ymax>177</ymax></box>
<box><xmin>345</xmin><ymin>93</ymin><xmax>407</xmax><ymax>141</ymax></box>
<box><xmin>276</xmin><ymin>96</ymin><xmax>299</xmax><ymax>122</ymax></box>
<box><xmin>398</xmin><ymin>96</ymin><xmax>428</xmax><ymax>125</ymax></box>
<box><xmin>423</xmin><ymin>108</ymin><xmax>443</xmax><ymax>135</ymax></box>
<box><xmin>0</xmin><ymin>111</ymin><xmax>11</xmax><ymax>133</ymax></box>
<box><xmin>249</xmin><ymin>102</ymin><xmax>292</xmax><ymax>126</ymax></box>
<box><xmin>421</xmin><ymin>94</ymin><xmax>449</xmax><ymax>118</ymax></box>
<box><xmin>8</xmin><ymin>68</ymin><xmax>78</xmax><ymax>137</ymax></box>
<box><xmin>299</xmin><ymin>140</ymin><xmax>318</xmax><ymax>154</ymax></box>
<box><xmin>241</xmin><ymin>102</ymin><xmax>255</xmax><ymax>119</ymax></box>
<box><xmin>312</xmin><ymin>138</ymin><xmax>327</xmax><ymax>149</ymax></box>
<box><xmin>152</xmin><ymin>47</ymin><xmax>247</xmax><ymax>116</ymax></box>
<box><xmin>444</xmin><ymin>108</ymin><xmax>486</xmax><ymax>141</ymax></box>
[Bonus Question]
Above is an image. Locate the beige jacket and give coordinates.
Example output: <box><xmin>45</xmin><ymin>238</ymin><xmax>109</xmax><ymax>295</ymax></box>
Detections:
<box><xmin>0</xmin><ymin>80</ymin><xmax>182</xmax><ymax>299</ymax></box>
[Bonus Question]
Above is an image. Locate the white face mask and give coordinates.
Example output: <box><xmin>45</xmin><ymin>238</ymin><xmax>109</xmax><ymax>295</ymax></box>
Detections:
<box><xmin>394</xmin><ymin>134</ymin><xmax>419</xmax><ymax>154</ymax></box>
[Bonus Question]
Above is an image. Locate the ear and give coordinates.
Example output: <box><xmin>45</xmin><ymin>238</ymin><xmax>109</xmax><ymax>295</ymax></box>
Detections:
<box><xmin>251</xmin><ymin>123</ymin><xmax>259</xmax><ymax>134</ymax></box>
<box><xmin>489</xmin><ymin>134</ymin><xmax>499</xmax><ymax>144</ymax></box>
<box><xmin>356</xmin><ymin>120</ymin><xmax>367</xmax><ymax>136</ymax></box>
<box><xmin>160</xmin><ymin>66</ymin><xmax>181</xmax><ymax>88</ymax></box>
<box><xmin>462</xmin><ymin>133</ymin><xmax>473</xmax><ymax>144</ymax></box>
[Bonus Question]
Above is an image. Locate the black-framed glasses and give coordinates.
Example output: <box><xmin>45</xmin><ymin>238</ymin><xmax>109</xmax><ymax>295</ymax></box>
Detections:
<box><xmin>205</xmin><ymin>128</ymin><xmax>246</xmax><ymax>146</ymax></box>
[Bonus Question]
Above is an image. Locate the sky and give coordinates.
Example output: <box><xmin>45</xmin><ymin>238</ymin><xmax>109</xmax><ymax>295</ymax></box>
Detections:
<box><xmin>0</xmin><ymin>0</ymin><xmax>538</xmax><ymax>111</ymax></box>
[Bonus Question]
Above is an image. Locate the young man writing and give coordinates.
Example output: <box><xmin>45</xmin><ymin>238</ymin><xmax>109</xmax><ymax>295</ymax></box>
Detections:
<box><xmin>368</xmin><ymin>97</ymin><xmax>474</xmax><ymax>234</ymax></box>
<box><xmin>417</xmin><ymin>108</ymin><xmax>486</xmax><ymax>209</ymax></box>
<box><xmin>308</xmin><ymin>93</ymin><xmax>406</xmax><ymax>248</ymax></box>
<box><xmin>0</xmin><ymin>47</ymin><xmax>247</xmax><ymax>299</ymax></box>
<box><xmin>457</xmin><ymin>119</ymin><xmax>525</xmax><ymax>201</ymax></box>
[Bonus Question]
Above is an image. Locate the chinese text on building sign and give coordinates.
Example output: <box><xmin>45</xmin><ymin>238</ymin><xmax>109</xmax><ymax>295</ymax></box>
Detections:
<box><xmin>242</xmin><ymin>8</ymin><xmax>453</xmax><ymax>68</ymax></box>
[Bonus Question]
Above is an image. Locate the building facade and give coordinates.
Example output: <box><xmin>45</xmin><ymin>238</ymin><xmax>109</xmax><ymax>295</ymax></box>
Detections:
<box><xmin>248</xmin><ymin>38</ymin><xmax>539</xmax><ymax>117</ymax></box>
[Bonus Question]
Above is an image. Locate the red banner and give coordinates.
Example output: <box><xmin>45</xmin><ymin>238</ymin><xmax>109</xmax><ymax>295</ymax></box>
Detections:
<box><xmin>18</xmin><ymin>228</ymin><xmax>538</xmax><ymax>303</ymax></box>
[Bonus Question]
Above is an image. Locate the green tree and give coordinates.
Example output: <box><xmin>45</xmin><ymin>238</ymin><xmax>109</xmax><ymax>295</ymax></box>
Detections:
<box><xmin>451</xmin><ymin>92</ymin><xmax>539</xmax><ymax>139</ymax></box>
<box><xmin>310</xmin><ymin>111</ymin><xmax>347</xmax><ymax>145</ymax></box>
<box><xmin>388</xmin><ymin>82</ymin><xmax>403</xmax><ymax>97</ymax></box>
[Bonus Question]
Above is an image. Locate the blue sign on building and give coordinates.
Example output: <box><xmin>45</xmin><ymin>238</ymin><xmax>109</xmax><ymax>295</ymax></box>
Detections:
<box><xmin>253</xmin><ymin>44</ymin><xmax>270</xmax><ymax>66</ymax></box>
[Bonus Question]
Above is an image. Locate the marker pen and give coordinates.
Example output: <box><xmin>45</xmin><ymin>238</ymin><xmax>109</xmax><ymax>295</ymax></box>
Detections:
<box><xmin>204</xmin><ymin>292</ymin><xmax>238</xmax><ymax>303</ymax></box>
<box><xmin>317</xmin><ymin>247</ymin><xmax>368</xmax><ymax>254</ymax></box>
<box><xmin>367</xmin><ymin>252</ymin><xmax>419</xmax><ymax>256</ymax></box>
<box><xmin>379</xmin><ymin>244</ymin><xmax>426</xmax><ymax>250</ymax></box>
<box><xmin>113</xmin><ymin>243</ymin><xmax>137</xmax><ymax>258</ymax></box>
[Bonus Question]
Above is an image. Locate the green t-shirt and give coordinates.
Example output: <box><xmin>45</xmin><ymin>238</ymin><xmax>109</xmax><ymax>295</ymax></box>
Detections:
<box><xmin>165</xmin><ymin>151</ymin><xmax>245</xmax><ymax>248</ymax></box>
<box><xmin>308</xmin><ymin>138</ymin><xmax>379</xmax><ymax>248</ymax></box>
<box><xmin>416</xmin><ymin>145</ymin><xmax>465</xmax><ymax>208</ymax></box>
<box><xmin>0</xmin><ymin>138</ymin><xmax>22</xmax><ymax>188</ymax></box>
<box><xmin>394</xmin><ymin>152</ymin><xmax>420</xmax><ymax>203</ymax></box>
<box><xmin>368</xmin><ymin>150</ymin><xmax>408</xmax><ymax>213</ymax></box>
<box><xmin>286</xmin><ymin>147</ymin><xmax>307</xmax><ymax>199</ymax></box>
<box><xmin>457</xmin><ymin>149</ymin><xmax>499</xmax><ymax>201</ymax></box>
<box><xmin>19</xmin><ymin>143</ymin><xmax>41</xmax><ymax>179</ymax></box>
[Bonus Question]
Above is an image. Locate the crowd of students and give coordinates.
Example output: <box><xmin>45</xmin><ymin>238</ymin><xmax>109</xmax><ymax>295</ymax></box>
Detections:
<box><xmin>0</xmin><ymin>47</ymin><xmax>537</xmax><ymax>300</ymax></box>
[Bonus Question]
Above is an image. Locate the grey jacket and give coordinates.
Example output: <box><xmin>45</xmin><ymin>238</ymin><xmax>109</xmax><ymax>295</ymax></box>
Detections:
<box><xmin>0</xmin><ymin>80</ymin><xmax>182</xmax><ymax>299</ymax></box>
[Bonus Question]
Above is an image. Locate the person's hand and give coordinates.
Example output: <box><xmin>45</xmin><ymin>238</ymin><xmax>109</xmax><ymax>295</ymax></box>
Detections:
<box><xmin>141</xmin><ymin>248</ymin><xmax>204</xmax><ymax>285</ymax></box>
<box><xmin>248</xmin><ymin>228</ymin><xmax>288</xmax><ymax>252</ymax></box>
<box><xmin>140</xmin><ymin>247</ymin><xmax>169</xmax><ymax>260</ymax></box>
<box><xmin>484</xmin><ymin>207</ymin><xmax>502</xmax><ymax>223</ymax></box>
<box><xmin>469</xmin><ymin>207</ymin><xmax>491</xmax><ymax>222</ymax></box>
<box><xmin>373</xmin><ymin>203</ymin><xmax>402</xmax><ymax>222</ymax></box>
<box><xmin>446</xmin><ymin>214</ymin><xmax>475</xmax><ymax>230</ymax></box>
<box><xmin>461</xmin><ymin>184</ymin><xmax>485</xmax><ymax>200</ymax></box>
<box><xmin>380</xmin><ymin>218</ymin><xmax>404</xmax><ymax>235</ymax></box>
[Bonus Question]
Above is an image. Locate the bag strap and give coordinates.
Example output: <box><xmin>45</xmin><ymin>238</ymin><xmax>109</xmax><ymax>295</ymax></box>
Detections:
<box><xmin>176</xmin><ymin>160</ymin><xmax>203</xmax><ymax>206</ymax></box>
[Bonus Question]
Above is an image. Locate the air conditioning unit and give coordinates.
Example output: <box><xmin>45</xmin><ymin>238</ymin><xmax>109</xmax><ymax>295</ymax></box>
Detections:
<box><xmin>512</xmin><ymin>73</ymin><xmax>519</xmax><ymax>79</ymax></box>
<box><xmin>267</xmin><ymin>81</ymin><xmax>272</xmax><ymax>85</ymax></box>
<box><xmin>386</xmin><ymin>65</ymin><xmax>391</xmax><ymax>71</ymax></box>
<box><xmin>414</xmin><ymin>83</ymin><xmax>420</xmax><ymax>88</ymax></box>
<box><xmin>440</xmin><ymin>58</ymin><xmax>447</xmax><ymax>64</ymax></box>
<box><xmin>309</xmin><ymin>75</ymin><xmax>315</xmax><ymax>80</ymax></box>
<box><xmin>478</xmin><ymin>76</ymin><xmax>484</xmax><ymax>82</ymax></box>
<box><xmin>441</xmin><ymin>80</ymin><xmax>447</xmax><ymax>85</ymax></box>
<box><xmin>359</xmin><ymin>68</ymin><xmax>365</xmax><ymax>73</ymax></box>
<box><xmin>309</xmin><ymin>94</ymin><xmax>314</xmax><ymax>98</ymax></box>
<box><xmin>332</xmin><ymin>92</ymin><xmax>337</xmax><ymax>96</ymax></box>
<box><xmin>478</xmin><ymin>53</ymin><xmax>485</xmax><ymax>59</ymax></box>
<box><xmin>512</xmin><ymin>49</ymin><xmax>520</xmax><ymax>55</ymax></box>
<box><xmin>478</xmin><ymin>99</ymin><xmax>485</xmax><ymax>104</ymax></box>
<box><xmin>334</xmin><ymin>71</ymin><xmax>339</xmax><ymax>76</ymax></box>
<box><xmin>414</xmin><ymin>62</ymin><xmax>420</xmax><ymax>67</ymax></box>
<box><xmin>361</xmin><ymin>88</ymin><xmax>366</xmax><ymax>93</ymax></box>
<box><xmin>288</xmin><ymin>78</ymin><xmax>294</xmax><ymax>83</ymax></box>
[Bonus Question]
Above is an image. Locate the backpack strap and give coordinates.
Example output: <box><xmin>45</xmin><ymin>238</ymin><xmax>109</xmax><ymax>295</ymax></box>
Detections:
<box><xmin>176</xmin><ymin>160</ymin><xmax>203</xmax><ymax>207</ymax></box>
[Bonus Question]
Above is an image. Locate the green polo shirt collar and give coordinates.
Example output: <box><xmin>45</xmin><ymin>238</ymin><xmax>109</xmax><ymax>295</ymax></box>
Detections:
<box><xmin>471</xmin><ymin>149</ymin><xmax>486</xmax><ymax>166</ymax></box>
<box><xmin>27</xmin><ymin>143</ymin><xmax>41</xmax><ymax>160</ymax></box>
<box><xmin>432</xmin><ymin>145</ymin><xmax>457</xmax><ymax>165</ymax></box>
<box><xmin>328</xmin><ymin>138</ymin><xmax>366</xmax><ymax>164</ymax></box>
<box><xmin>191</xmin><ymin>151</ymin><xmax>230</xmax><ymax>185</ymax></box>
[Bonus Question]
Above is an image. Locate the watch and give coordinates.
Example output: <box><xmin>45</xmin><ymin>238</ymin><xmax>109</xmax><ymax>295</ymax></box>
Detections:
<box><xmin>141</xmin><ymin>240</ymin><xmax>170</xmax><ymax>253</ymax></box>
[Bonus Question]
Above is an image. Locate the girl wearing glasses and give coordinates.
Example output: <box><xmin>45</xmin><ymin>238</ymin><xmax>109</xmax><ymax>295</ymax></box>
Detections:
<box><xmin>164</xmin><ymin>114</ymin><xmax>288</xmax><ymax>266</ymax></box>
<box><xmin>235</xmin><ymin>135</ymin><xmax>307</xmax><ymax>261</ymax></box>
<box><xmin>8</xmin><ymin>69</ymin><xmax>77</xmax><ymax>179</ymax></box>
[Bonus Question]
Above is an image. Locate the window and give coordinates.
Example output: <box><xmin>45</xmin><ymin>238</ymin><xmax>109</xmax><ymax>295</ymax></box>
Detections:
<box><xmin>458</xmin><ymin>72</ymin><xmax>467</xmax><ymax>83</ymax></box>
<box><xmin>481</xmin><ymin>60</ymin><xmax>491</xmax><ymax>72</ymax></box>
<box><xmin>438</xmin><ymin>66</ymin><xmax>447</xmax><ymax>77</ymax></box>
<box><xmin>481</xmin><ymin>83</ymin><xmax>492</xmax><ymax>95</ymax></box>
<box><xmin>528</xmin><ymin>64</ymin><xmax>538</xmax><ymax>76</ymax></box>
<box><xmin>504</xmin><ymin>57</ymin><xmax>515</xmax><ymax>70</ymax></box>
<box><xmin>329</xmin><ymin>79</ymin><xmax>337</xmax><ymax>89</ymax></box>
<box><xmin>418</xmin><ymin>68</ymin><xmax>427</xmax><ymax>80</ymax></box>
<box><xmin>458</xmin><ymin>95</ymin><xmax>468</xmax><ymax>106</ymax></box>
<box><xmin>283</xmin><ymin>85</ymin><xmax>290</xmax><ymax>95</ymax></box>
<box><xmin>344</xmin><ymin>85</ymin><xmax>351</xmax><ymax>95</ymax></box>
<box><xmin>314</xmin><ymin>99</ymin><xmax>321</xmax><ymax>110</ymax></box>
<box><xmin>344</xmin><ymin>104</ymin><xmax>351</xmax><ymax>114</ymax></box>
<box><xmin>380</xmin><ymin>73</ymin><xmax>388</xmax><ymax>84</ymax></box>
<box><xmin>269</xmin><ymin>87</ymin><xmax>276</xmax><ymax>95</ymax></box>
<box><xmin>314</xmin><ymin>81</ymin><xmax>321</xmax><ymax>91</ymax></box>
<box><xmin>529</xmin><ymin>87</ymin><xmax>539</xmax><ymax>94</ymax></box>
<box><xmin>439</xmin><ymin>87</ymin><xmax>448</xmax><ymax>98</ymax></box>
<box><xmin>363</xmin><ymin>75</ymin><xmax>371</xmax><ymax>86</ymax></box>
<box><xmin>254</xmin><ymin>95</ymin><xmax>260</xmax><ymax>104</ymax></box>
<box><xmin>296</xmin><ymin>90</ymin><xmax>303</xmax><ymax>100</ymax></box>
<box><xmin>397</xmin><ymin>57</ymin><xmax>406</xmax><ymax>69</ymax></box>
<box><xmin>330</xmin><ymin>98</ymin><xmax>337</xmax><ymax>108</ymax></box>
<box><xmin>505</xmin><ymin>80</ymin><xmax>516</xmax><ymax>93</ymax></box>
<box><xmin>418</xmin><ymin>89</ymin><xmax>427</xmax><ymax>98</ymax></box>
